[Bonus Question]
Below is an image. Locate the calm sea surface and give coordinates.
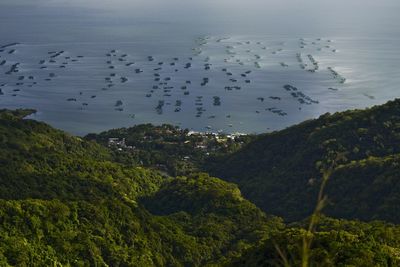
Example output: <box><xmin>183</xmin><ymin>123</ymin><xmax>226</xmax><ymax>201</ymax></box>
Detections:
<box><xmin>0</xmin><ymin>0</ymin><xmax>399</xmax><ymax>135</ymax></box>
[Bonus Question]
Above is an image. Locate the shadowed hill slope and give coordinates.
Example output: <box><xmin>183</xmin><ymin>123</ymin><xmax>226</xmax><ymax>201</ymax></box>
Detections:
<box><xmin>208</xmin><ymin>99</ymin><xmax>400</xmax><ymax>222</ymax></box>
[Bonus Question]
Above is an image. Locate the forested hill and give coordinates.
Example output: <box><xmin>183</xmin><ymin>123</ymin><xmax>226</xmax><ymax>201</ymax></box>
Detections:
<box><xmin>208</xmin><ymin>99</ymin><xmax>400</xmax><ymax>223</ymax></box>
<box><xmin>2</xmin><ymin>107</ymin><xmax>400</xmax><ymax>266</ymax></box>
<box><xmin>0</xmin><ymin>109</ymin><xmax>282</xmax><ymax>266</ymax></box>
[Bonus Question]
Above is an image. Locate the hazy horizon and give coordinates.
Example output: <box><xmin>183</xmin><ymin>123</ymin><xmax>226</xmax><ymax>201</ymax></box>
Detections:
<box><xmin>2</xmin><ymin>0</ymin><xmax>400</xmax><ymax>38</ymax></box>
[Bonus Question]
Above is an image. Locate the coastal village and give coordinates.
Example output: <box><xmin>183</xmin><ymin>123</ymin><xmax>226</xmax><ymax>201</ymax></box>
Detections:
<box><xmin>88</xmin><ymin>124</ymin><xmax>253</xmax><ymax>174</ymax></box>
<box><xmin>106</xmin><ymin>126</ymin><xmax>248</xmax><ymax>154</ymax></box>
<box><xmin>108</xmin><ymin>130</ymin><xmax>246</xmax><ymax>150</ymax></box>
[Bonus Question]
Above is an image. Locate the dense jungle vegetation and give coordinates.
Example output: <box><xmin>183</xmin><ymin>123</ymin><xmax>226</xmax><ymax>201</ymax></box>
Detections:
<box><xmin>1</xmin><ymin>99</ymin><xmax>400</xmax><ymax>266</ymax></box>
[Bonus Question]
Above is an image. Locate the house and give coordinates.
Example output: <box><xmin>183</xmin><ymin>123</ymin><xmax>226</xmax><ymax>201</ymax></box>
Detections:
<box><xmin>108</xmin><ymin>138</ymin><xmax>126</xmax><ymax>148</ymax></box>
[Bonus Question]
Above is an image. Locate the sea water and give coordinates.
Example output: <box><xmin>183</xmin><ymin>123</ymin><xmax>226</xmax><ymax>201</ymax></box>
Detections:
<box><xmin>0</xmin><ymin>0</ymin><xmax>399</xmax><ymax>135</ymax></box>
